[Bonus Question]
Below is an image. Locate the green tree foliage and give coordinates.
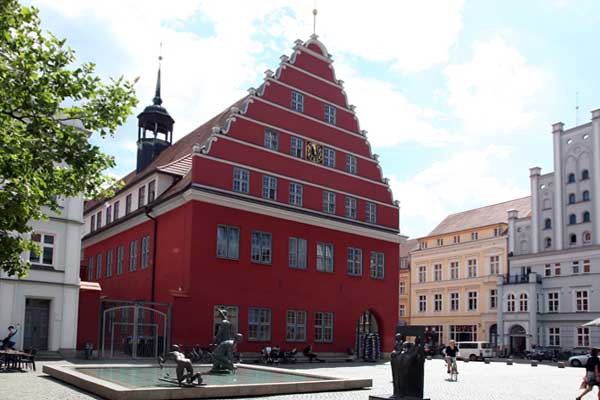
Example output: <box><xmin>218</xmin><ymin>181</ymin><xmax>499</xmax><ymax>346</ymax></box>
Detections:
<box><xmin>0</xmin><ymin>0</ymin><xmax>138</xmax><ymax>276</ymax></box>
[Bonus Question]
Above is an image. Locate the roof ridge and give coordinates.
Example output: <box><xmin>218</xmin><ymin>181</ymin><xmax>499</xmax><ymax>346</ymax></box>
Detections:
<box><xmin>443</xmin><ymin>195</ymin><xmax>530</xmax><ymax>218</ymax></box>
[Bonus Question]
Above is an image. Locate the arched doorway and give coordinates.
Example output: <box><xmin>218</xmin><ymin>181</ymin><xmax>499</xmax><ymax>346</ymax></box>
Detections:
<box><xmin>509</xmin><ymin>324</ymin><xmax>526</xmax><ymax>356</ymax></box>
<box><xmin>355</xmin><ymin>310</ymin><xmax>380</xmax><ymax>360</ymax></box>
<box><xmin>489</xmin><ymin>324</ymin><xmax>498</xmax><ymax>348</ymax></box>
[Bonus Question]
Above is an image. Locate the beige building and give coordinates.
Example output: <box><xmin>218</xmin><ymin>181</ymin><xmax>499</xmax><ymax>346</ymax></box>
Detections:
<box><xmin>398</xmin><ymin>239</ymin><xmax>417</xmax><ymax>326</ymax></box>
<box><xmin>409</xmin><ymin>198</ymin><xmax>530</xmax><ymax>350</ymax></box>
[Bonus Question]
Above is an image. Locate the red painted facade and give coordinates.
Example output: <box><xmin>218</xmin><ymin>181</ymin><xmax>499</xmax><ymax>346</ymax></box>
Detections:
<box><xmin>82</xmin><ymin>37</ymin><xmax>401</xmax><ymax>354</ymax></box>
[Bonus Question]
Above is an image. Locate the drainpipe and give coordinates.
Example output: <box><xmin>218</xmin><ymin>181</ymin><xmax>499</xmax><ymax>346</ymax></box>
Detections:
<box><xmin>144</xmin><ymin>206</ymin><xmax>158</xmax><ymax>303</ymax></box>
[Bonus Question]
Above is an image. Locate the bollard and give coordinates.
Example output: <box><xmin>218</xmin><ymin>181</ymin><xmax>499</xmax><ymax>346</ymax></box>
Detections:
<box><xmin>484</xmin><ymin>359</ymin><xmax>490</xmax><ymax>364</ymax></box>
<box><xmin>507</xmin><ymin>359</ymin><xmax>513</xmax><ymax>365</ymax></box>
<box><xmin>557</xmin><ymin>362</ymin><xmax>565</xmax><ymax>368</ymax></box>
<box><xmin>426</xmin><ymin>356</ymin><xmax>432</xmax><ymax>361</ymax></box>
<box><xmin>531</xmin><ymin>361</ymin><xmax>538</xmax><ymax>367</ymax></box>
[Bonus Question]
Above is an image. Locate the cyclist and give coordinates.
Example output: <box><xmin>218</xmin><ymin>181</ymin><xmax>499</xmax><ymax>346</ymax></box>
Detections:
<box><xmin>442</xmin><ymin>340</ymin><xmax>460</xmax><ymax>376</ymax></box>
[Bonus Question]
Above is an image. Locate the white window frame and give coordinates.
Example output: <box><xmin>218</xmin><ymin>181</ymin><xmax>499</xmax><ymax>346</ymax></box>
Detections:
<box><xmin>148</xmin><ymin>180</ymin><xmax>156</xmax><ymax>203</ymax></box>
<box><xmin>141</xmin><ymin>235</ymin><xmax>150</xmax><ymax>269</ymax></box>
<box><xmin>399</xmin><ymin>281</ymin><xmax>406</xmax><ymax>295</ymax></box>
<box><xmin>316</xmin><ymin>242</ymin><xmax>334</xmax><ymax>272</ymax></box>
<box><xmin>433</xmin><ymin>263</ymin><xmax>442</xmax><ymax>281</ymax></box>
<box><xmin>96</xmin><ymin>253</ymin><xmax>102</xmax><ymax>279</ymax></box>
<box><xmin>87</xmin><ymin>256</ymin><xmax>93</xmax><ymax>281</ymax></box>
<box><xmin>467</xmin><ymin>258</ymin><xmax>478</xmax><ymax>278</ymax></box>
<box><xmin>323</xmin><ymin>147</ymin><xmax>336</xmax><ymax>168</ymax></box>
<box><xmin>289</xmin><ymin>182</ymin><xmax>303</xmax><ymax>206</ymax></box>
<box><xmin>291</xmin><ymin>136</ymin><xmax>304</xmax><ymax>158</ymax></box>
<box><xmin>233</xmin><ymin>167</ymin><xmax>250</xmax><ymax>193</ymax></box>
<box><xmin>434</xmin><ymin>293</ymin><xmax>443</xmax><ymax>312</ymax></box>
<box><xmin>519</xmin><ymin>293</ymin><xmax>528</xmax><ymax>312</ymax></box>
<box><xmin>264</xmin><ymin>129</ymin><xmax>279</xmax><ymax>151</ymax></box>
<box><xmin>324</xmin><ymin>103</ymin><xmax>336</xmax><ymax>125</ymax></box>
<box><xmin>471</xmin><ymin>232</ymin><xmax>478</xmax><ymax>240</ymax></box>
<box><xmin>418</xmin><ymin>265</ymin><xmax>427</xmax><ymax>283</ymax></box>
<box><xmin>547</xmin><ymin>291</ymin><xmax>559</xmax><ymax>313</ymax></box>
<box><xmin>507</xmin><ymin>294</ymin><xmax>516</xmax><ymax>312</ymax></box>
<box><xmin>29</xmin><ymin>232</ymin><xmax>56</xmax><ymax>267</ymax></box>
<box><xmin>450</xmin><ymin>261</ymin><xmax>459</xmax><ymax>280</ymax></box>
<box><xmin>366</xmin><ymin>202</ymin><xmax>377</xmax><ymax>224</ymax></box>
<box><xmin>418</xmin><ymin>295</ymin><xmax>427</xmax><ymax>313</ymax></box>
<box><xmin>347</xmin><ymin>247</ymin><xmax>363</xmax><ymax>276</ymax></box>
<box><xmin>138</xmin><ymin>185</ymin><xmax>146</xmax><ymax>208</ymax></box>
<box><xmin>248</xmin><ymin>307</ymin><xmax>271</xmax><ymax>342</ymax></box>
<box><xmin>286</xmin><ymin>310</ymin><xmax>307</xmax><ymax>342</ymax></box>
<box><xmin>251</xmin><ymin>231</ymin><xmax>272</xmax><ymax>265</ymax></box>
<box><xmin>106</xmin><ymin>249</ymin><xmax>113</xmax><ymax>278</ymax></box>
<box><xmin>116</xmin><ymin>245</ymin><xmax>124</xmax><ymax>275</ymax></box>
<box><xmin>345</xmin><ymin>154</ymin><xmax>357</xmax><ymax>174</ymax></box>
<box><xmin>489</xmin><ymin>289</ymin><xmax>497</xmax><ymax>310</ymax></box>
<box><xmin>129</xmin><ymin>240</ymin><xmax>138</xmax><ymax>272</ymax></box>
<box><xmin>291</xmin><ymin>90</ymin><xmax>304</xmax><ymax>112</ymax></box>
<box><xmin>490</xmin><ymin>255</ymin><xmax>500</xmax><ymax>275</ymax></box>
<box><xmin>468</xmin><ymin>291</ymin><xmax>478</xmax><ymax>311</ymax></box>
<box><xmin>323</xmin><ymin>191</ymin><xmax>336</xmax><ymax>214</ymax></box>
<box><xmin>450</xmin><ymin>292</ymin><xmax>459</xmax><ymax>311</ymax></box>
<box><xmin>288</xmin><ymin>237</ymin><xmax>307</xmax><ymax>269</ymax></box>
<box><xmin>314</xmin><ymin>311</ymin><xmax>334</xmax><ymax>343</ymax></box>
<box><xmin>575</xmin><ymin>289</ymin><xmax>589</xmax><ymax>312</ymax></box>
<box><xmin>399</xmin><ymin>304</ymin><xmax>406</xmax><ymax>317</ymax></box>
<box><xmin>548</xmin><ymin>327</ymin><xmax>560</xmax><ymax>346</ymax></box>
<box><xmin>216</xmin><ymin>225</ymin><xmax>240</xmax><ymax>260</ymax></box>
<box><xmin>262</xmin><ymin>175</ymin><xmax>277</xmax><ymax>200</ymax></box>
<box><xmin>576</xmin><ymin>327</ymin><xmax>590</xmax><ymax>347</ymax></box>
<box><xmin>370</xmin><ymin>251</ymin><xmax>384</xmax><ymax>279</ymax></box>
<box><xmin>345</xmin><ymin>196</ymin><xmax>357</xmax><ymax>219</ymax></box>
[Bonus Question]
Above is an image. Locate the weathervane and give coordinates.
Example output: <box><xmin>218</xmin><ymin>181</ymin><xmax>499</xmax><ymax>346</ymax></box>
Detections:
<box><xmin>312</xmin><ymin>3</ymin><xmax>318</xmax><ymax>36</ymax></box>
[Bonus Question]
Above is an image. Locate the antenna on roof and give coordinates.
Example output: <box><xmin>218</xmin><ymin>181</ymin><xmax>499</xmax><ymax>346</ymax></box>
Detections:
<box><xmin>575</xmin><ymin>91</ymin><xmax>580</xmax><ymax>126</ymax></box>
<box><xmin>312</xmin><ymin>2</ymin><xmax>318</xmax><ymax>36</ymax></box>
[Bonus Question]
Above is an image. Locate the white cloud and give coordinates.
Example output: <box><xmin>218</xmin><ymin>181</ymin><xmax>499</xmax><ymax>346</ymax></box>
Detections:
<box><xmin>444</xmin><ymin>38</ymin><xmax>550</xmax><ymax>135</ymax></box>
<box><xmin>393</xmin><ymin>145</ymin><xmax>529</xmax><ymax>237</ymax></box>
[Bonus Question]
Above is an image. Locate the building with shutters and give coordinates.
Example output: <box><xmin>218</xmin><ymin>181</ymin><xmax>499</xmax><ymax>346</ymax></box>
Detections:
<box><xmin>81</xmin><ymin>34</ymin><xmax>402</xmax><ymax>355</ymax></box>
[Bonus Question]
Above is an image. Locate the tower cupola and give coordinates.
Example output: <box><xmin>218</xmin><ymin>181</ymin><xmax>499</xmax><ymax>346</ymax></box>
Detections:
<box><xmin>136</xmin><ymin>54</ymin><xmax>174</xmax><ymax>173</ymax></box>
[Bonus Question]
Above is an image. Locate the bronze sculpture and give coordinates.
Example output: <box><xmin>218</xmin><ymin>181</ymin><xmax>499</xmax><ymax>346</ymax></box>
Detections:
<box><xmin>158</xmin><ymin>344</ymin><xmax>203</xmax><ymax>387</ymax></box>
<box><xmin>209</xmin><ymin>308</ymin><xmax>241</xmax><ymax>374</ymax></box>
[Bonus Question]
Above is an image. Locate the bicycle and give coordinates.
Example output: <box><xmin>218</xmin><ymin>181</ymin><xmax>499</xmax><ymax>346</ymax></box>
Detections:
<box><xmin>445</xmin><ymin>356</ymin><xmax>458</xmax><ymax>381</ymax></box>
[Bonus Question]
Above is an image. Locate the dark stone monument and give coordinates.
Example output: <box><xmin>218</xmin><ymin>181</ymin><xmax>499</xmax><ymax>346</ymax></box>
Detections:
<box><xmin>370</xmin><ymin>326</ymin><xmax>429</xmax><ymax>400</ymax></box>
<box><xmin>158</xmin><ymin>345</ymin><xmax>203</xmax><ymax>387</ymax></box>
<box><xmin>209</xmin><ymin>308</ymin><xmax>242</xmax><ymax>374</ymax></box>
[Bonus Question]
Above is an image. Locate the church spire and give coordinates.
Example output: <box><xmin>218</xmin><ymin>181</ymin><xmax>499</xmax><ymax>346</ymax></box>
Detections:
<box><xmin>152</xmin><ymin>45</ymin><xmax>163</xmax><ymax>106</ymax></box>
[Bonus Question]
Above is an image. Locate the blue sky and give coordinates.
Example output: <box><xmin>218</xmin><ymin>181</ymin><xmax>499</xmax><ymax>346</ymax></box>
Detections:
<box><xmin>30</xmin><ymin>0</ymin><xmax>600</xmax><ymax>238</ymax></box>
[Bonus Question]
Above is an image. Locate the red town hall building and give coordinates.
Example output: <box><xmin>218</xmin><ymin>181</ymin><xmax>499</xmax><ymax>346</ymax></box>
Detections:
<box><xmin>81</xmin><ymin>35</ymin><xmax>402</xmax><ymax>356</ymax></box>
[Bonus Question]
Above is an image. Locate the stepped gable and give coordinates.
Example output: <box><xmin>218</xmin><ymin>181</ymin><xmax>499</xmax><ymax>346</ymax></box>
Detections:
<box><xmin>428</xmin><ymin>196</ymin><xmax>532</xmax><ymax>237</ymax></box>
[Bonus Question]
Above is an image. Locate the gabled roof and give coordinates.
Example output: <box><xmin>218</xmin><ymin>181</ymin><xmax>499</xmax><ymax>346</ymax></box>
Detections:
<box><xmin>427</xmin><ymin>196</ymin><xmax>531</xmax><ymax>237</ymax></box>
<box><xmin>400</xmin><ymin>238</ymin><xmax>419</xmax><ymax>257</ymax></box>
<box><xmin>84</xmin><ymin>97</ymin><xmax>246</xmax><ymax>214</ymax></box>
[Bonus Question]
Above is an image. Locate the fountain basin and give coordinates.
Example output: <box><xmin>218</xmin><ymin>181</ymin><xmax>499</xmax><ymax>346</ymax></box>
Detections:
<box><xmin>43</xmin><ymin>363</ymin><xmax>372</xmax><ymax>400</ymax></box>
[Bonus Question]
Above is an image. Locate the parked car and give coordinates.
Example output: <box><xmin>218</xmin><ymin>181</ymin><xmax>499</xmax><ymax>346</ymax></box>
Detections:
<box><xmin>569</xmin><ymin>353</ymin><xmax>592</xmax><ymax>367</ymax></box>
<box><xmin>456</xmin><ymin>341</ymin><xmax>494</xmax><ymax>361</ymax></box>
<box><xmin>526</xmin><ymin>346</ymin><xmax>560</xmax><ymax>362</ymax></box>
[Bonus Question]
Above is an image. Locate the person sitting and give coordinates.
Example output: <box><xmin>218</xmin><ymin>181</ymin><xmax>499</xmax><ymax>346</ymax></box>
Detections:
<box><xmin>262</xmin><ymin>346</ymin><xmax>273</xmax><ymax>364</ymax></box>
<box><xmin>303</xmin><ymin>344</ymin><xmax>324</xmax><ymax>363</ymax></box>
<box><xmin>271</xmin><ymin>345</ymin><xmax>281</xmax><ymax>363</ymax></box>
<box><xmin>1</xmin><ymin>325</ymin><xmax>18</xmax><ymax>350</ymax></box>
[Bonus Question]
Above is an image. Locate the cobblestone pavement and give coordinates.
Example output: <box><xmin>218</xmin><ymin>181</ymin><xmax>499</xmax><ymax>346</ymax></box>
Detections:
<box><xmin>0</xmin><ymin>359</ymin><xmax>588</xmax><ymax>400</ymax></box>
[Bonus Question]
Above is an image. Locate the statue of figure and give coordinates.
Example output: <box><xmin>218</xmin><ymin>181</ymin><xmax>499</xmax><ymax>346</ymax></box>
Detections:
<box><xmin>390</xmin><ymin>333</ymin><xmax>403</xmax><ymax>396</ymax></box>
<box><xmin>386</xmin><ymin>335</ymin><xmax>427</xmax><ymax>399</ymax></box>
<box><xmin>158</xmin><ymin>345</ymin><xmax>202</xmax><ymax>387</ymax></box>
<box><xmin>210</xmin><ymin>333</ymin><xmax>243</xmax><ymax>374</ymax></box>
<box><xmin>214</xmin><ymin>308</ymin><xmax>233</xmax><ymax>345</ymax></box>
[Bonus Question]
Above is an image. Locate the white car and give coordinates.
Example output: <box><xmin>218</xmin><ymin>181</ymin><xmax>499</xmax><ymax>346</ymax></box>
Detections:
<box><xmin>569</xmin><ymin>354</ymin><xmax>592</xmax><ymax>367</ymax></box>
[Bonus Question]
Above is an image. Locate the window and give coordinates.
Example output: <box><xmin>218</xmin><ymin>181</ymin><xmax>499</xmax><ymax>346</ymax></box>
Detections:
<box><xmin>494</xmin><ymin>227</ymin><xmax>502</xmax><ymax>237</ymax></box>
<box><xmin>366</xmin><ymin>202</ymin><xmax>377</xmax><ymax>224</ymax></box>
<box><xmin>434</xmin><ymin>294</ymin><xmax>442</xmax><ymax>312</ymax></box>
<box><xmin>583</xmin><ymin>190</ymin><xmax>590</xmax><ymax>201</ymax></box>
<box><xmin>113</xmin><ymin>201</ymin><xmax>120</xmax><ymax>221</ymax></box>
<box><xmin>314</xmin><ymin>312</ymin><xmax>334</xmax><ymax>343</ymax></box>
<box><xmin>323</xmin><ymin>191</ymin><xmax>336</xmax><ymax>214</ymax></box>
<box><xmin>568</xmin><ymin>173</ymin><xmax>576</xmax><ymax>183</ymax></box>
<box><xmin>213</xmin><ymin>305</ymin><xmax>239</xmax><ymax>337</ymax></box>
<box><xmin>436</xmin><ymin>238</ymin><xmax>443</xmax><ymax>246</ymax></box>
<box><xmin>507</xmin><ymin>294</ymin><xmax>516</xmax><ymax>312</ymax></box>
<box><xmin>433</xmin><ymin>263</ymin><xmax>442</xmax><ymax>281</ymax></box>
<box><xmin>96</xmin><ymin>211</ymin><xmax>102</xmax><ymax>230</ymax></box>
<box><xmin>345</xmin><ymin>196</ymin><xmax>357</xmax><ymax>219</ymax></box>
<box><xmin>248</xmin><ymin>308</ymin><xmax>271</xmax><ymax>341</ymax></box>
<box><xmin>418</xmin><ymin>266</ymin><xmax>426</xmax><ymax>283</ymax></box>
<box><xmin>582</xmin><ymin>169</ymin><xmax>590</xmax><ymax>180</ymax></box>
<box><xmin>251</xmin><ymin>231</ymin><xmax>272</xmax><ymax>264</ymax></box>
<box><xmin>233</xmin><ymin>167</ymin><xmax>250</xmax><ymax>193</ymax></box>
<box><xmin>545</xmin><ymin>237</ymin><xmax>552</xmax><ymax>248</ymax></box>
<box><xmin>291</xmin><ymin>90</ymin><xmax>304</xmax><ymax>112</ymax></box>
<box><xmin>261</xmin><ymin>175</ymin><xmax>277</xmax><ymax>200</ymax></box>
<box><xmin>543</xmin><ymin>198</ymin><xmax>551</xmax><ymax>209</ymax></box>
<box><xmin>584</xmin><ymin>259</ymin><xmax>591</xmax><ymax>273</ymax></box>
<box><xmin>468</xmin><ymin>291</ymin><xmax>478</xmax><ymax>311</ymax></box>
<box><xmin>419</xmin><ymin>241</ymin><xmax>428</xmax><ymax>249</ymax></box>
<box><xmin>467</xmin><ymin>258</ymin><xmax>477</xmax><ymax>278</ymax></box>
<box><xmin>370</xmin><ymin>251</ymin><xmax>385</xmax><ymax>279</ymax></box>
<box><xmin>291</xmin><ymin>136</ymin><xmax>304</xmax><ymax>158</ymax></box>
<box><xmin>288</xmin><ymin>237</ymin><xmax>307</xmax><ymax>269</ymax></box>
<box><xmin>96</xmin><ymin>253</ymin><xmax>102</xmax><ymax>279</ymax></box>
<box><xmin>519</xmin><ymin>293</ymin><xmax>528</xmax><ymax>312</ymax></box>
<box><xmin>116</xmin><ymin>245</ymin><xmax>124</xmax><ymax>275</ymax></box>
<box><xmin>577</xmin><ymin>327</ymin><xmax>590</xmax><ymax>347</ymax></box>
<box><xmin>30</xmin><ymin>233</ymin><xmax>55</xmax><ymax>267</ymax></box>
<box><xmin>87</xmin><ymin>256</ymin><xmax>93</xmax><ymax>280</ymax></box>
<box><xmin>106</xmin><ymin>249</ymin><xmax>113</xmax><ymax>278</ymax></box>
<box><xmin>471</xmin><ymin>232</ymin><xmax>478</xmax><ymax>240</ymax></box>
<box><xmin>138</xmin><ymin>186</ymin><xmax>146</xmax><ymax>208</ymax></box>
<box><xmin>141</xmin><ymin>235</ymin><xmax>150</xmax><ymax>269</ymax></box>
<box><xmin>450</xmin><ymin>293</ymin><xmax>459</xmax><ymax>311</ymax></box>
<box><xmin>489</xmin><ymin>289</ymin><xmax>497</xmax><ymax>309</ymax></box>
<box><xmin>316</xmin><ymin>242</ymin><xmax>334</xmax><ymax>272</ymax></box>
<box><xmin>569</xmin><ymin>214</ymin><xmax>577</xmax><ymax>225</ymax></box>
<box><xmin>570</xmin><ymin>234</ymin><xmax>577</xmax><ymax>245</ymax></box>
<box><xmin>490</xmin><ymin>255</ymin><xmax>500</xmax><ymax>275</ymax></box>
<box><xmin>106</xmin><ymin>206</ymin><xmax>112</xmax><ymax>225</ymax></box>
<box><xmin>547</xmin><ymin>292</ymin><xmax>559</xmax><ymax>313</ymax></box>
<box><xmin>264</xmin><ymin>129</ymin><xmax>278</xmax><ymax>151</ymax></box>
<box><xmin>399</xmin><ymin>304</ymin><xmax>406</xmax><ymax>317</ymax></box>
<box><xmin>453</xmin><ymin>235</ymin><xmax>460</xmax><ymax>244</ymax></box>
<box><xmin>217</xmin><ymin>225</ymin><xmax>240</xmax><ymax>260</ymax></box>
<box><xmin>450</xmin><ymin>325</ymin><xmax>477</xmax><ymax>342</ymax></box>
<box><xmin>583</xmin><ymin>211</ymin><xmax>591</xmax><ymax>222</ymax></box>
<box><xmin>288</xmin><ymin>182</ymin><xmax>303</xmax><ymax>206</ymax></box>
<box><xmin>545</xmin><ymin>264</ymin><xmax>552</xmax><ymax>277</ymax></box>
<box><xmin>125</xmin><ymin>194</ymin><xmax>132</xmax><ymax>215</ymax></box>
<box><xmin>89</xmin><ymin>215</ymin><xmax>95</xmax><ymax>232</ymax></box>
<box><xmin>148</xmin><ymin>180</ymin><xmax>156</xmax><ymax>203</ymax></box>
<box><xmin>450</xmin><ymin>261</ymin><xmax>459</xmax><ymax>280</ymax></box>
<box><xmin>576</xmin><ymin>290</ymin><xmax>589</xmax><ymax>312</ymax></box>
<box><xmin>324</xmin><ymin>147</ymin><xmax>336</xmax><ymax>168</ymax></box>
<box><xmin>572</xmin><ymin>260</ymin><xmax>580</xmax><ymax>274</ymax></box>
<box><xmin>555</xmin><ymin>263</ymin><xmax>561</xmax><ymax>275</ymax></box>
<box><xmin>347</xmin><ymin>247</ymin><xmax>363</xmax><ymax>276</ymax></box>
<box><xmin>286</xmin><ymin>310</ymin><xmax>306</xmax><ymax>342</ymax></box>
<box><xmin>399</xmin><ymin>281</ymin><xmax>406</xmax><ymax>295</ymax></box>
<box><xmin>346</xmin><ymin>154</ymin><xmax>357</xmax><ymax>174</ymax></box>
<box><xmin>129</xmin><ymin>240</ymin><xmax>138</xmax><ymax>271</ymax></box>
<box><xmin>418</xmin><ymin>295</ymin><xmax>427</xmax><ymax>313</ymax></box>
<box><xmin>568</xmin><ymin>193</ymin><xmax>576</xmax><ymax>204</ymax></box>
<box><xmin>324</xmin><ymin>103</ymin><xmax>336</xmax><ymax>124</ymax></box>
<box><xmin>548</xmin><ymin>327</ymin><xmax>560</xmax><ymax>346</ymax></box>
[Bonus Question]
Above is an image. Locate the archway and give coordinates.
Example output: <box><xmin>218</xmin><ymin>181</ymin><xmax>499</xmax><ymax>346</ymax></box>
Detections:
<box><xmin>509</xmin><ymin>324</ymin><xmax>526</xmax><ymax>356</ymax></box>
<box><xmin>489</xmin><ymin>324</ymin><xmax>498</xmax><ymax>348</ymax></box>
<box><xmin>355</xmin><ymin>310</ymin><xmax>380</xmax><ymax>360</ymax></box>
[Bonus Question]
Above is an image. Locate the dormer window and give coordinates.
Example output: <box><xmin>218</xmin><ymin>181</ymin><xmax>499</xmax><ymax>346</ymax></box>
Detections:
<box><xmin>138</xmin><ymin>186</ymin><xmax>146</xmax><ymax>208</ymax></box>
<box><xmin>125</xmin><ymin>194</ymin><xmax>132</xmax><ymax>215</ymax></box>
<box><xmin>568</xmin><ymin>173</ymin><xmax>576</xmax><ymax>183</ymax></box>
<box><xmin>148</xmin><ymin>180</ymin><xmax>156</xmax><ymax>203</ymax></box>
<box><xmin>471</xmin><ymin>232</ymin><xmax>478</xmax><ymax>240</ymax></box>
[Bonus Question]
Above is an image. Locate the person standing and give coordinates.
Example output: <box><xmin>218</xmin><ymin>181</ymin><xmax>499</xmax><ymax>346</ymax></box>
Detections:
<box><xmin>577</xmin><ymin>348</ymin><xmax>600</xmax><ymax>400</ymax></box>
<box><xmin>0</xmin><ymin>325</ymin><xmax>19</xmax><ymax>350</ymax></box>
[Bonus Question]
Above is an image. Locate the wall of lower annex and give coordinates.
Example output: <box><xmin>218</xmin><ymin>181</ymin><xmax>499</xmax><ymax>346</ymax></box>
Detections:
<box><xmin>164</xmin><ymin>200</ymin><xmax>398</xmax><ymax>353</ymax></box>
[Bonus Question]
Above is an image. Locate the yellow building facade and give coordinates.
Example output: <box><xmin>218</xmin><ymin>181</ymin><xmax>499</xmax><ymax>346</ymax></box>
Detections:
<box><xmin>409</xmin><ymin>198</ymin><xmax>530</xmax><ymax>351</ymax></box>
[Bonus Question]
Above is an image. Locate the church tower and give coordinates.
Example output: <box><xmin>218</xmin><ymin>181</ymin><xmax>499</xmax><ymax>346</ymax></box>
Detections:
<box><xmin>136</xmin><ymin>56</ymin><xmax>174</xmax><ymax>173</ymax></box>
